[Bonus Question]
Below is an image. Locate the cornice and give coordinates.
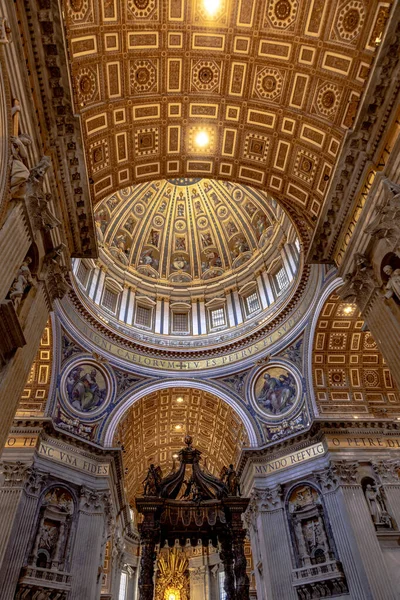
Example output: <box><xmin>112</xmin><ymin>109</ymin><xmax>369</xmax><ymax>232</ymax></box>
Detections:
<box><xmin>62</xmin><ymin>262</ymin><xmax>313</xmax><ymax>360</ymax></box>
<box><xmin>20</xmin><ymin>0</ymin><xmax>97</xmax><ymax>258</ymax></box>
<box><xmin>308</xmin><ymin>16</ymin><xmax>400</xmax><ymax>264</ymax></box>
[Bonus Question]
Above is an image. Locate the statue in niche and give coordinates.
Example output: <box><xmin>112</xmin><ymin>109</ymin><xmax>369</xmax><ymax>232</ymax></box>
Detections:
<box><xmin>39</xmin><ymin>522</ymin><xmax>58</xmax><ymax>553</ymax></box>
<box><xmin>143</xmin><ymin>464</ymin><xmax>162</xmax><ymax>496</ymax></box>
<box><xmin>364</xmin><ymin>483</ymin><xmax>393</xmax><ymax>528</ymax></box>
<box><xmin>383</xmin><ymin>265</ymin><xmax>400</xmax><ymax>302</ymax></box>
<box><xmin>9</xmin><ymin>257</ymin><xmax>34</xmax><ymax>308</ymax></box>
<box><xmin>221</xmin><ymin>464</ymin><xmax>241</xmax><ymax>496</ymax></box>
<box><xmin>288</xmin><ymin>485</ymin><xmax>334</xmax><ymax>568</ymax></box>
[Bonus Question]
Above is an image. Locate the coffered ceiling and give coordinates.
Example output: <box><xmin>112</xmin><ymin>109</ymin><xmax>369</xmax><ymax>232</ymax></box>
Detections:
<box><xmin>62</xmin><ymin>0</ymin><xmax>391</xmax><ymax>226</ymax></box>
<box><xmin>114</xmin><ymin>387</ymin><xmax>249</xmax><ymax>502</ymax></box>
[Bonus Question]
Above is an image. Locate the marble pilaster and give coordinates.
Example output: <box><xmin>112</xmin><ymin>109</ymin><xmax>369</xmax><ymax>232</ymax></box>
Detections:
<box><xmin>330</xmin><ymin>460</ymin><xmax>397</xmax><ymax>600</ymax></box>
<box><xmin>245</xmin><ymin>486</ymin><xmax>296</xmax><ymax>600</ymax></box>
<box><xmin>0</xmin><ymin>465</ymin><xmax>47</xmax><ymax>598</ymax></box>
<box><xmin>69</xmin><ymin>487</ymin><xmax>112</xmax><ymax>600</ymax></box>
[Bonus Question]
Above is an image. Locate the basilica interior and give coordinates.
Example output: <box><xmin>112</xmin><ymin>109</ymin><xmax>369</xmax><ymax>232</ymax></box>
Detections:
<box><xmin>1</xmin><ymin>0</ymin><xmax>400</xmax><ymax>599</ymax></box>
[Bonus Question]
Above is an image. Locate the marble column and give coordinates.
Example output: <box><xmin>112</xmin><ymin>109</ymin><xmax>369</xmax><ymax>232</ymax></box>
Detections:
<box><xmin>245</xmin><ymin>486</ymin><xmax>296</xmax><ymax>600</ymax></box>
<box><xmin>330</xmin><ymin>460</ymin><xmax>397</xmax><ymax>600</ymax></box>
<box><xmin>0</xmin><ymin>464</ymin><xmax>47</xmax><ymax>598</ymax></box>
<box><xmin>69</xmin><ymin>487</ymin><xmax>111</xmax><ymax>600</ymax></box>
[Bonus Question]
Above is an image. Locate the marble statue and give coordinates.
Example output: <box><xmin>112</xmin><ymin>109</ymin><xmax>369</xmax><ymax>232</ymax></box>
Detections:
<box><xmin>10</xmin><ymin>134</ymin><xmax>32</xmax><ymax>197</ymax></box>
<box><xmin>364</xmin><ymin>484</ymin><xmax>391</xmax><ymax>526</ymax></box>
<box><xmin>383</xmin><ymin>265</ymin><xmax>400</xmax><ymax>301</ymax></box>
<box><xmin>9</xmin><ymin>257</ymin><xmax>34</xmax><ymax>308</ymax></box>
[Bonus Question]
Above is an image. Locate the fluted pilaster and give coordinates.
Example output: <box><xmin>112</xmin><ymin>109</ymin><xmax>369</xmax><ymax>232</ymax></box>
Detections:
<box><xmin>331</xmin><ymin>461</ymin><xmax>396</xmax><ymax>600</ymax></box>
<box><xmin>0</xmin><ymin>465</ymin><xmax>47</xmax><ymax>598</ymax></box>
<box><xmin>69</xmin><ymin>487</ymin><xmax>112</xmax><ymax>600</ymax></box>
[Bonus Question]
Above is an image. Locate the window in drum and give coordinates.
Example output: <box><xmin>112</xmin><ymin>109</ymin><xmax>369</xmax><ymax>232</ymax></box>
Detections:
<box><xmin>135</xmin><ymin>305</ymin><xmax>152</xmax><ymax>328</ymax></box>
<box><xmin>102</xmin><ymin>288</ymin><xmax>118</xmax><ymax>313</ymax></box>
<box><xmin>118</xmin><ymin>571</ymin><xmax>128</xmax><ymax>600</ymax></box>
<box><xmin>77</xmin><ymin>262</ymin><xmax>89</xmax><ymax>288</ymax></box>
<box><xmin>245</xmin><ymin>292</ymin><xmax>260</xmax><ymax>315</ymax></box>
<box><xmin>173</xmin><ymin>312</ymin><xmax>189</xmax><ymax>333</ymax></box>
<box><xmin>274</xmin><ymin>267</ymin><xmax>289</xmax><ymax>293</ymax></box>
<box><xmin>211</xmin><ymin>308</ymin><xmax>225</xmax><ymax>328</ymax></box>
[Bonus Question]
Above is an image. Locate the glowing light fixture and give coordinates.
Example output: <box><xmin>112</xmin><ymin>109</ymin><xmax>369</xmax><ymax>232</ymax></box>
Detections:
<box><xmin>175</xmin><ymin>424</ymin><xmax>182</xmax><ymax>430</ymax></box>
<box><xmin>176</xmin><ymin>396</ymin><xmax>184</xmax><ymax>403</ymax></box>
<box><xmin>195</xmin><ymin>130</ymin><xmax>209</xmax><ymax>148</ymax></box>
<box><xmin>343</xmin><ymin>305</ymin><xmax>354</xmax><ymax>314</ymax></box>
<box><xmin>169</xmin><ymin>594</ymin><xmax>177</xmax><ymax>600</ymax></box>
<box><xmin>203</xmin><ymin>0</ymin><xmax>221</xmax><ymax>17</ymax></box>
<box><xmin>172</xmin><ymin>453</ymin><xmax>179</xmax><ymax>458</ymax></box>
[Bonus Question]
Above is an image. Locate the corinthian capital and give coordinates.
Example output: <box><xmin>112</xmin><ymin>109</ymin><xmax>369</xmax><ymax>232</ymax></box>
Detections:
<box><xmin>338</xmin><ymin>254</ymin><xmax>377</xmax><ymax>311</ymax></box>
<box><xmin>331</xmin><ymin>460</ymin><xmax>359</xmax><ymax>486</ymax></box>
<box><xmin>373</xmin><ymin>460</ymin><xmax>400</xmax><ymax>484</ymax></box>
<box><xmin>315</xmin><ymin>467</ymin><xmax>338</xmax><ymax>493</ymax></box>
<box><xmin>250</xmin><ymin>485</ymin><xmax>283</xmax><ymax>513</ymax></box>
<box><xmin>0</xmin><ymin>461</ymin><xmax>29</xmax><ymax>487</ymax></box>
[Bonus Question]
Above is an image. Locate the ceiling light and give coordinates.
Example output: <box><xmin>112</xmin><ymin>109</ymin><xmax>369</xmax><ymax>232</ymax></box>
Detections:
<box><xmin>204</xmin><ymin>0</ymin><xmax>220</xmax><ymax>17</ymax></box>
<box><xmin>343</xmin><ymin>305</ymin><xmax>354</xmax><ymax>314</ymax></box>
<box><xmin>176</xmin><ymin>397</ymin><xmax>184</xmax><ymax>403</ymax></box>
<box><xmin>195</xmin><ymin>130</ymin><xmax>209</xmax><ymax>148</ymax></box>
<box><xmin>172</xmin><ymin>453</ymin><xmax>179</xmax><ymax>458</ymax></box>
<box><xmin>353</xmin><ymin>415</ymin><xmax>359</xmax><ymax>419</ymax></box>
<box><xmin>175</xmin><ymin>424</ymin><xmax>182</xmax><ymax>430</ymax></box>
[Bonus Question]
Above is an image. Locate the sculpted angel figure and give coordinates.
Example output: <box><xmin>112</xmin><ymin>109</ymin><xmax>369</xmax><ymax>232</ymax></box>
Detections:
<box><xmin>221</xmin><ymin>464</ymin><xmax>241</xmax><ymax>496</ymax></box>
<box><xmin>143</xmin><ymin>464</ymin><xmax>162</xmax><ymax>496</ymax></box>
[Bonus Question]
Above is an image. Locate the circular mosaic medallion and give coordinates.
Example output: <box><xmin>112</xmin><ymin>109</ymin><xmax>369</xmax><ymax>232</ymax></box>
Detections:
<box><xmin>133</xmin><ymin>0</ymin><xmax>150</xmax><ymax>8</ymax></box>
<box><xmin>250</xmin><ymin>363</ymin><xmax>301</xmax><ymax>419</ymax></box>
<box><xmin>153</xmin><ymin>215</ymin><xmax>165</xmax><ymax>228</ymax></box>
<box><xmin>233</xmin><ymin>188</ymin><xmax>244</xmax><ymax>202</ymax></box>
<box><xmin>61</xmin><ymin>359</ymin><xmax>113</xmax><ymax>417</ymax></box>
<box><xmin>217</xmin><ymin>205</ymin><xmax>228</xmax><ymax>219</ymax></box>
<box><xmin>197</xmin><ymin>217</ymin><xmax>209</xmax><ymax>230</ymax></box>
<box><xmin>175</xmin><ymin>219</ymin><xmax>187</xmax><ymax>232</ymax></box>
<box><xmin>134</xmin><ymin>203</ymin><xmax>145</xmax><ymax>216</ymax></box>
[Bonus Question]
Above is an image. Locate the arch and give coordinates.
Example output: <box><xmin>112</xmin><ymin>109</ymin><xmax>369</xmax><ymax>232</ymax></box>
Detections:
<box><xmin>305</xmin><ymin>276</ymin><xmax>343</xmax><ymax>417</ymax></box>
<box><xmin>310</xmin><ymin>287</ymin><xmax>400</xmax><ymax>418</ymax></box>
<box><xmin>103</xmin><ymin>379</ymin><xmax>259</xmax><ymax>448</ymax></box>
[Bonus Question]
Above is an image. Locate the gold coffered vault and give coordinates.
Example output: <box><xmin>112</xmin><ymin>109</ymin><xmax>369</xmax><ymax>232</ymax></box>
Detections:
<box><xmin>0</xmin><ymin>0</ymin><xmax>400</xmax><ymax>599</ymax></box>
<box><xmin>62</xmin><ymin>0</ymin><xmax>390</xmax><ymax>226</ymax></box>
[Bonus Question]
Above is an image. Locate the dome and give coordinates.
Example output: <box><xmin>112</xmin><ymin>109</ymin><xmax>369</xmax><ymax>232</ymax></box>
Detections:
<box><xmin>72</xmin><ymin>179</ymin><xmax>302</xmax><ymax>345</ymax></box>
<box><xmin>95</xmin><ymin>179</ymin><xmax>284</xmax><ymax>287</ymax></box>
